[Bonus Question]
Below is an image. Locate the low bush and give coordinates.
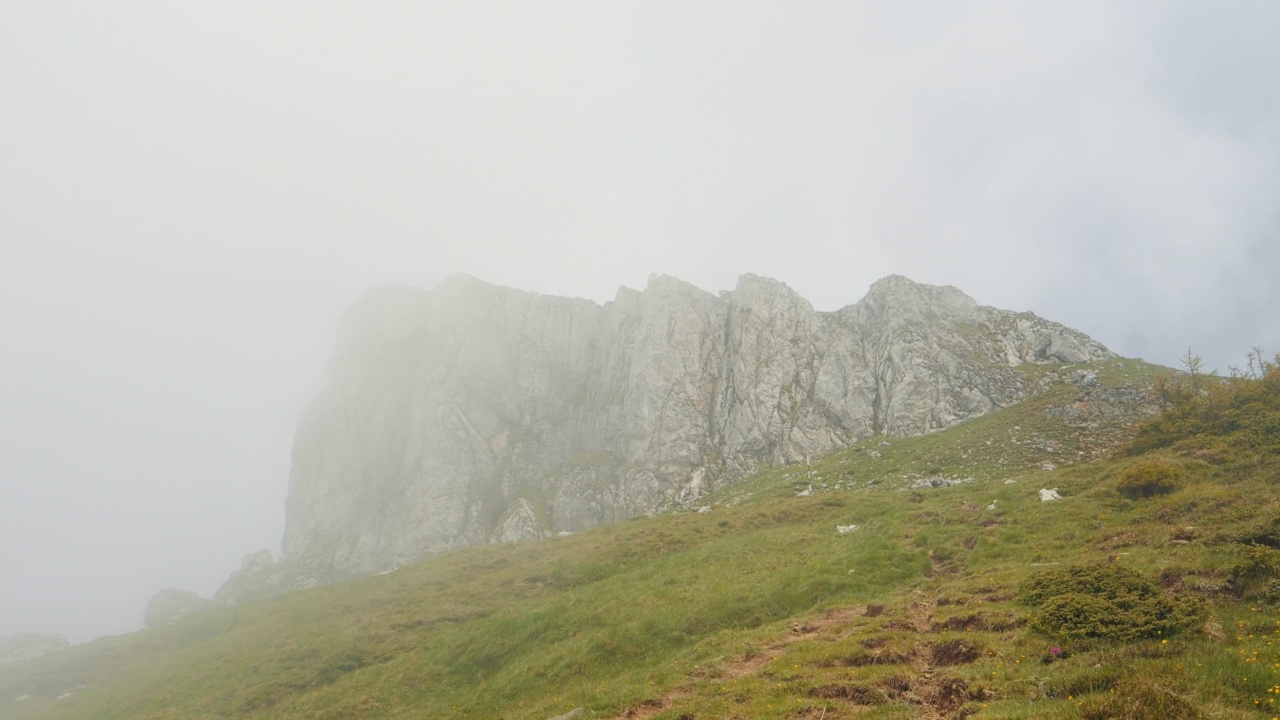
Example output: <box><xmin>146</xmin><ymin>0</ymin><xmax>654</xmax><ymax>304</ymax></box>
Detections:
<box><xmin>1228</xmin><ymin>542</ymin><xmax>1280</xmax><ymax>601</ymax></box>
<box><xmin>1117</xmin><ymin>460</ymin><xmax>1181</xmax><ymax>499</ymax></box>
<box><xmin>1021</xmin><ymin>562</ymin><xmax>1205</xmax><ymax>641</ymax></box>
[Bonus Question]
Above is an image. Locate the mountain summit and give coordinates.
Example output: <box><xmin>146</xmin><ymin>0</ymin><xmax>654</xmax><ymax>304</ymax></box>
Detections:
<box><xmin>217</xmin><ymin>274</ymin><xmax>1111</xmax><ymax>602</ymax></box>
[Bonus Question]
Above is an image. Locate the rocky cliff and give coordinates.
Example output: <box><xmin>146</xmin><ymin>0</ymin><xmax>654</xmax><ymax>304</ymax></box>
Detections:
<box><xmin>211</xmin><ymin>274</ymin><xmax>1110</xmax><ymax>600</ymax></box>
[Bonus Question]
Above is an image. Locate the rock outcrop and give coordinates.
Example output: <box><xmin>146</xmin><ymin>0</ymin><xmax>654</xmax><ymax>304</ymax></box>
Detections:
<box><xmin>143</xmin><ymin>589</ymin><xmax>213</xmax><ymax>627</ymax></box>
<box><xmin>228</xmin><ymin>274</ymin><xmax>1112</xmax><ymax>597</ymax></box>
<box><xmin>0</xmin><ymin>634</ymin><xmax>69</xmax><ymax>665</ymax></box>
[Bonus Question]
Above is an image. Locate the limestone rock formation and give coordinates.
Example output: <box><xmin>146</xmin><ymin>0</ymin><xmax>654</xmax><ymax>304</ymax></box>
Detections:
<box><xmin>227</xmin><ymin>274</ymin><xmax>1113</xmax><ymax>598</ymax></box>
<box><xmin>213</xmin><ymin>549</ymin><xmax>326</xmax><ymax>606</ymax></box>
<box><xmin>143</xmin><ymin>588</ymin><xmax>213</xmax><ymax>627</ymax></box>
<box><xmin>497</xmin><ymin>498</ymin><xmax>548</xmax><ymax>544</ymax></box>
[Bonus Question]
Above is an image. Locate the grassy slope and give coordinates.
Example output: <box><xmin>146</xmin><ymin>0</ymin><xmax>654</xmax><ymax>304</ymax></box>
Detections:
<box><xmin>4</xmin><ymin>358</ymin><xmax>1279</xmax><ymax>720</ymax></box>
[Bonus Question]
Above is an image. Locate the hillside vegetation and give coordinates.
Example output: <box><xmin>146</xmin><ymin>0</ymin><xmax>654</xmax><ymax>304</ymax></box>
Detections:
<box><xmin>4</xmin><ymin>357</ymin><xmax>1280</xmax><ymax>719</ymax></box>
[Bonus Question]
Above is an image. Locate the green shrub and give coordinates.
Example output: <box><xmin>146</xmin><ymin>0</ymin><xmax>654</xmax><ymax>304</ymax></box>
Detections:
<box><xmin>1116</xmin><ymin>460</ymin><xmax>1181</xmax><ymax>499</ymax></box>
<box><xmin>1021</xmin><ymin>563</ymin><xmax>1205</xmax><ymax>641</ymax></box>
<box><xmin>1228</xmin><ymin>542</ymin><xmax>1280</xmax><ymax>600</ymax></box>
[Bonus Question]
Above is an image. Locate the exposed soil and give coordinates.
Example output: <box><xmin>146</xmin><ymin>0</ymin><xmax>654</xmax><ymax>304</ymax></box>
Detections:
<box><xmin>931</xmin><ymin>612</ymin><xmax>1024</xmax><ymax>632</ymax></box>
<box><xmin>606</xmin><ymin>606</ymin><xmax>870</xmax><ymax>719</ymax></box>
<box><xmin>930</xmin><ymin>639</ymin><xmax>982</xmax><ymax>666</ymax></box>
<box><xmin>808</xmin><ymin>683</ymin><xmax>883</xmax><ymax>704</ymax></box>
<box><xmin>606</xmin><ymin>597</ymin><xmax>993</xmax><ymax>720</ymax></box>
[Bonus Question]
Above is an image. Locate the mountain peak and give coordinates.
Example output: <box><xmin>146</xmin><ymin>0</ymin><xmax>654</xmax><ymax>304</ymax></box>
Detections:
<box><xmin>254</xmin><ymin>272</ymin><xmax>1114</xmax><ymax>601</ymax></box>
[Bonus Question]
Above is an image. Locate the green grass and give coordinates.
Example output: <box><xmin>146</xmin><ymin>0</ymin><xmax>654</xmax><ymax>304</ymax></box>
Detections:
<box><xmin>3</xmin><ymin>357</ymin><xmax>1279</xmax><ymax>719</ymax></box>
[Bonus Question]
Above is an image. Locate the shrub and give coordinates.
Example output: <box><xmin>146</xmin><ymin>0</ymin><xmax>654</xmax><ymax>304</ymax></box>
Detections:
<box><xmin>1021</xmin><ymin>563</ymin><xmax>1205</xmax><ymax>641</ymax></box>
<box><xmin>1227</xmin><ymin>542</ymin><xmax>1280</xmax><ymax>601</ymax></box>
<box><xmin>1117</xmin><ymin>460</ymin><xmax>1180</xmax><ymax>499</ymax></box>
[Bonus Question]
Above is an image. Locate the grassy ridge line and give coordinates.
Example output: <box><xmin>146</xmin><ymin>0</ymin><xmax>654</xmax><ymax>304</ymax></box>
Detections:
<box><xmin>10</xmin><ymin>357</ymin><xmax>1279</xmax><ymax>718</ymax></box>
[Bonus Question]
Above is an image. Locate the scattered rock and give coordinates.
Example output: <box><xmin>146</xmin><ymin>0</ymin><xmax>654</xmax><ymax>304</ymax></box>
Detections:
<box><xmin>695</xmin><ymin>506</ymin><xmax>711</xmax><ymax>513</ymax></box>
<box><xmin>837</xmin><ymin>524</ymin><xmax>860</xmax><ymax>535</ymax></box>
<box><xmin>547</xmin><ymin>708</ymin><xmax>583</xmax><ymax>720</ymax></box>
<box><xmin>985</xmin><ymin>501</ymin><xmax>997</xmax><ymax>511</ymax></box>
<box><xmin>13</xmin><ymin>695</ymin><xmax>31</xmax><ymax>702</ymax></box>
<box><xmin>1039</xmin><ymin>488</ymin><xmax>1062</xmax><ymax>502</ymax></box>
<box><xmin>1041</xmin><ymin>462</ymin><xmax>1057</xmax><ymax>471</ymax></box>
<box><xmin>1068</xmin><ymin>369</ymin><xmax>1101</xmax><ymax>387</ymax></box>
<box><xmin>908</xmin><ymin>476</ymin><xmax>974</xmax><ymax>490</ymax></box>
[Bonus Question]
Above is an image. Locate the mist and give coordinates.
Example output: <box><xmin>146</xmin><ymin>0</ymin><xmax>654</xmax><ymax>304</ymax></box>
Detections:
<box><xmin>2</xmin><ymin>1</ymin><xmax>1278</xmax><ymax>642</ymax></box>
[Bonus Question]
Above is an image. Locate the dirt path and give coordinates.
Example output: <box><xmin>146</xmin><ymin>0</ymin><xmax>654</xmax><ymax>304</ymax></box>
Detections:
<box><xmin>604</xmin><ymin>607</ymin><xmax>868</xmax><ymax>719</ymax></box>
<box><xmin>605</xmin><ymin>599</ymin><xmax>982</xmax><ymax>720</ymax></box>
<box><xmin>897</xmin><ymin>595</ymin><xmax>975</xmax><ymax>720</ymax></box>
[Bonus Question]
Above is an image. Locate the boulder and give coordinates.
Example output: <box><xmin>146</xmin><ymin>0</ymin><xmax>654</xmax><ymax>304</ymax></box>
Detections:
<box><xmin>144</xmin><ymin>588</ymin><xmax>213</xmax><ymax>627</ymax></box>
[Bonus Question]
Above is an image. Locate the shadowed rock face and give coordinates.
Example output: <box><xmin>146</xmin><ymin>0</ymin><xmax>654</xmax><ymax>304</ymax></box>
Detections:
<box><xmin>231</xmin><ymin>274</ymin><xmax>1111</xmax><ymax>594</ymax></box>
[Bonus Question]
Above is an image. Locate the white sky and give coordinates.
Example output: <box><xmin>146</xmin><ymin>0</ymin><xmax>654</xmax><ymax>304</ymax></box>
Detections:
<box><xmin>3</xmin><ymin>1</ymin><xmax>1278</xmax><ymax>642</ymax></box>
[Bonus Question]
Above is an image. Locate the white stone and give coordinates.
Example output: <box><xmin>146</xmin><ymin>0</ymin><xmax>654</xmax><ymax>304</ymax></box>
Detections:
<box><xmin>836</xmin><ymin>524</ymin><xmax>860</xmax><ymax>535</ymax></box>
<box><xmin>1039</xmin><ymin>488</ymin><xmax>1062</xmax><ymax>502</ymax></box>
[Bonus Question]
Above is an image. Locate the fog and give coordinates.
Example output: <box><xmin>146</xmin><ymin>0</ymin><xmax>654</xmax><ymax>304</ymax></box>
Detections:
<box><xmin>2</xmin><ymin>1</ymin><xmax>1278</xmax><ymax>643</ymax></box>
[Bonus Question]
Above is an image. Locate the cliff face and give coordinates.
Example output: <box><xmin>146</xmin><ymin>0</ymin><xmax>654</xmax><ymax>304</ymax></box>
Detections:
<box><xmin>229</xmin><ymin>274</ymin><xmax>1110</xmax><ymax>594</ymax></box>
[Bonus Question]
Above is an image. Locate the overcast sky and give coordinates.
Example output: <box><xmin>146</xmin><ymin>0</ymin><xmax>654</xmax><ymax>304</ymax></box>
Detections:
<box><xmin>3</xmin><ymin>1</ymin><xmax>1279</xmax><ymax>643</ymax></box>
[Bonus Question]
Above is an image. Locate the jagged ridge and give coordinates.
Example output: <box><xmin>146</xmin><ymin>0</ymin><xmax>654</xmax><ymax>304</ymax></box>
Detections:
<box><xmin>218</xmin><ymin>274</ymin><xmax>1111</xmax><ymax>602</ymax></box>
